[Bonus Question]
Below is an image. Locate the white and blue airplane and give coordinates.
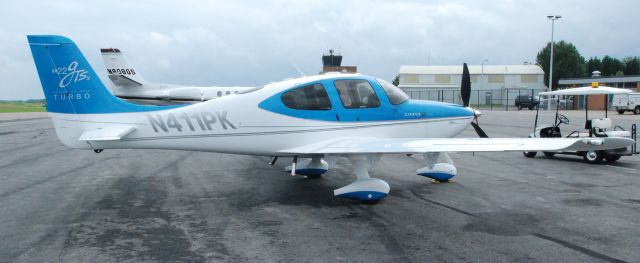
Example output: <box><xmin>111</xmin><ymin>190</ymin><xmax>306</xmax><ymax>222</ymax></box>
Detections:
<box><xmin>100</xmin><ymin>47</ymin><xmax>254</xmax><ymax>104</ymax></box>
<box><xmin>27</xmin><ymin>35</ymin><xmax>634</xmax><ymax>202</ymax></box>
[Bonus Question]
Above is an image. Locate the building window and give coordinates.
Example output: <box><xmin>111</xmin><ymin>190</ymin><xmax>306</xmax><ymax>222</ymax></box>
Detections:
<box><xmin>488</xmin><ymin>75</ymin><xmax>504</xmax><ymax>83</ymax></box>
<box><xmin>403</xmin><ymin>74</ymin><xmax>419</xmax><ymax>84</ymax></box>
<box><xmin>281</xmin><ymin>83</ymin><xmax>332</xmax><ymax>110</ymax></box>
<box><xmin>470</xmin><ymin>75</ymin><xmax>478</xmax><ymax>83</ymax></box>
<box><xmin>521</xmin><ymin>75</ymin><xmax>538</xmax><ymax>83</ymax></box>
<box><xmin>334</xmin><ymin>79</ymin><xmax>380</xmax><ymax>108</ymax></box>
<box><xmin>435</xmin><ymin>74</ymin><xmax>451</xmax><ymax>84</ymax></box>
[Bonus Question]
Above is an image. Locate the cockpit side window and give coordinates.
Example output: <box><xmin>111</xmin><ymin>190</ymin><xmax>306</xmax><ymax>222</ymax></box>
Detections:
<box><xmin>334</xmin><ymin>80</ymin><xmax>380</xmax><ymax>108</ymax></box>
<box><xmin>281</xmin><ymin>83</ymin><xmax>331</xmax><ymax>110</ymax></box>
<box><xmin>377</xmin><ymin>78</ymin><xmax>409</xmax><ymax>105</ymax></box>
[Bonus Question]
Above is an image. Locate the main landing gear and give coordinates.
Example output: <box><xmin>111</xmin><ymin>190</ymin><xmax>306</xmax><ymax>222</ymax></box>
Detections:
<box><xmin>280</xmin><ymin>153</ymin><xmax>457</xmax><ymax>202</ymax></box>
<box><xmin>335</xmin><ymin>153</ymin><xmax>456</xmax><ymax>202</ymax></box>
<box><xmin>334</xmin><ymin>155</ymin><xmax>390</xmax><ymax>202</ymax></box>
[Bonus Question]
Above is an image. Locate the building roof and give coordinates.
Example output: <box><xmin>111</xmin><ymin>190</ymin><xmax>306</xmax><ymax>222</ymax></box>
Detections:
<box><xmin>399</xmin><ymin>65</ymin><xmax>544</xmax><ymax>75</ymax></box>
<box><xmin>558</xmin><ymin>75</ymin><xmax>640</xmax><ymax>85</ymax></box>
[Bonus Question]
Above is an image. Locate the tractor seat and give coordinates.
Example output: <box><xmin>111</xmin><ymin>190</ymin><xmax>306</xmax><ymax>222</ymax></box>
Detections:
<box><xmin>591</xmin><ymin>118</ymin><xmax>612</xmax><ymax>131</ymax></box>
<box><xmin>589</xmin><ymin>118</ymin><xmax>631</xmax><ymax>138</ymax></box>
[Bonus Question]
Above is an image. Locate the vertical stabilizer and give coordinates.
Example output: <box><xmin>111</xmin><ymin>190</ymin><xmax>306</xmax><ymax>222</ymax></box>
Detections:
<box><xmin>101</xmin><ymin>48</ymin><xmax>148</xmax><ymax>87</ymax></box>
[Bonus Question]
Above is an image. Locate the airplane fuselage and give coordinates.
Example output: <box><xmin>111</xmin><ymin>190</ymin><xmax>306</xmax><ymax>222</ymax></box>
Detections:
<box><xmin>51</xmin><ymin>74</ymin><xmax>474</xmax><ymax>156</ymax></box>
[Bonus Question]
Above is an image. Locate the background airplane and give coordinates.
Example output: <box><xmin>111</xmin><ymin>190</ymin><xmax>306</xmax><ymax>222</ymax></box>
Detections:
<box><xmin>27</xmin><ymin>35</ymin><xmax>634</xmax><ymax>202</ymax></box>
<box><xmin>100</xmin><ymin>48</ymin><xmax>254</xmax><ymax>105</ymax></box>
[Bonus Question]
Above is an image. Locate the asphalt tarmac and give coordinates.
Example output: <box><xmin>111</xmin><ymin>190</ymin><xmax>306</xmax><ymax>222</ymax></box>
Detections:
<box><xmin>1</xmin><ymin>110</ymin><xmax>639</xmax><ymax>262</ymax></box>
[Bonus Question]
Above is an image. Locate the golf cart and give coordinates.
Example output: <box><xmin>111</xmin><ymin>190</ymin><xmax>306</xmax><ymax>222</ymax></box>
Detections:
<box><xmin>523</xmin><ymin>82</ymin><xmax>638</xmax><ymax>163</ymax></box>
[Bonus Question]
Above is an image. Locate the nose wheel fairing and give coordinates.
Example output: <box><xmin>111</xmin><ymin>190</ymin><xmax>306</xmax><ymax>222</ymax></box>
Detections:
<box><xmin>416</xmin><ymin>152</ymin><xmax>457</xmax><ymax>182</ymax></box>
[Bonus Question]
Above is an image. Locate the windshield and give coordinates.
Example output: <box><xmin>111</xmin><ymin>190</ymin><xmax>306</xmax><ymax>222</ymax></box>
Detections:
<box><xmin>377</xmin><ymin>78</ymin><xmax>409</xmax><ymax>105</ymax></box>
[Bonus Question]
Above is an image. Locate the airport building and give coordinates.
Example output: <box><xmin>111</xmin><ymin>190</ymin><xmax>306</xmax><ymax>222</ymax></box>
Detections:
<box><xmin>397</xmin><ymin>65</ymin><xmax>547</xmax><ymax>106</ymax></box>
<box><xmin>559</xmin><ymin>74</ymin><xmax>640</xmax><ymax>110</ymax></box>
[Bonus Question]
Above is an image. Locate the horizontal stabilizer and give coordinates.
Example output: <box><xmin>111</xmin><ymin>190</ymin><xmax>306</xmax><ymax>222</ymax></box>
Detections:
<box><xmin>78</xmin><ymin>126</ymin><xmax>136</xmax><ymax>141</ymax></box>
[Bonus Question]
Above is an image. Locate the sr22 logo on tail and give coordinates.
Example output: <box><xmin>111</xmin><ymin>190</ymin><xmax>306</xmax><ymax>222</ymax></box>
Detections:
<box><xmin>52</xmin><ymin>61</ymin><xmax>90</xmax><ymax>88</ymax></box>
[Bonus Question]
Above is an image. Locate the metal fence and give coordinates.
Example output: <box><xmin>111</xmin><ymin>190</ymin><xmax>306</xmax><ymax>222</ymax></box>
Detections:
<box><xmin>404</xmin><ymin>89</ymin><xmax>548</xmax><ymax>111</ymax></box>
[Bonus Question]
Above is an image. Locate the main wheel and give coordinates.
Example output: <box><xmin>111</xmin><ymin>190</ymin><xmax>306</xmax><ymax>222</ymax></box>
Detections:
<box><xmin>605</xmin><ymin>155</ymin><xmax>621</xmax><ymax>162</ymax></box>
<box><xmin>583</xmin><ymin>150</ymin><xmax>603</xmax><ymax>164</ymax></box>
<box><xmin>543</xmin><ymin>152</ymin><xmax>556</xmax><ymax>157</ymax></box>
<box><xmin>528</xmin><ymin>106</ymin><xmax>534</xmax><ymax>110</ymax></box>
<box><xmin>617</xmin><ymin>109</ymin><xmax>625</xmax><ymax>115</ymax></box>
<box><xmin>523</xmin><ymin>151</ymin><xmax>537</xmax><ymax>158</ymax></box>
<box><xmin>634</xmin><ymin>106</ymin><xmax>640</xmax><ymax>115</ymax></box>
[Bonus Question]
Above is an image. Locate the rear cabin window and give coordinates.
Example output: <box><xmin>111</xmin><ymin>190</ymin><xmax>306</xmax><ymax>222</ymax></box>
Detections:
<box><xmin>281</xmin><ymin>84</ymin><xmax>331</xmax><ymax>110</ymax></box>
<box><xmin>334</xmin><ymin>80</ymin><xmax>380</xmax><ymax>108</ymax></box>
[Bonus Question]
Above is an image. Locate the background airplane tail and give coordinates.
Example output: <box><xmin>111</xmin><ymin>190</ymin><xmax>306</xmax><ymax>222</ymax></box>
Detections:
<box><xmin>27</xmin><ymin>35</ymin><xmax>176</xmax><ymax>114</ymax></box>
<box><xmin>100</xmin><ymin>48</ymin><xmax>149</xmax><ymax>87</ymax></box>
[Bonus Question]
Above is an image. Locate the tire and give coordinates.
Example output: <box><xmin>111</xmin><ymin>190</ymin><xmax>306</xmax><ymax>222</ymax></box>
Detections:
<box><xmin>605</xmin><ymin>155</ymin><xmax>621</xmax><ymax>162</ymax></box>
<box><xmin>634</xmin><ymin>106</ymin><xmax>640</xmax><ymax>115</ymax></box>
<box><xmin>523</xmin><ymin>151</ymin><xmax>537</xmax><ymax>158</ymax></box>
<box><xmin>543</xmin><ymin>152</ymin><xmax>556</xmax><ymax>157</ymax></box>
<box><xmin>528</xmin><ymin>106</ymin><xmax>534</xmax><ymax>110</ymax></box>
<box><xmin>517</xmin><ymin>105</ymin><xmax>523</xmax><ymax>110</ymax></box>
<box><xmin>617</xmin><ymin>109</ymin><xmax>625</xmax><ymax>115</ymax></box>
<box><xmin>583</xmin><ymin>150</ymin><xmax>603</xmax><ymax>164</ymax></box>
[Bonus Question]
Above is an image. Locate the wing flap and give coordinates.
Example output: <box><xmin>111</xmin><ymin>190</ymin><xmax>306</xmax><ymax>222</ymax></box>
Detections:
<box><xmin>78</xmin><ymin>126</ymin><xmax>136</xmax><ymax>141</ymax></box>
<box><xmin>279</xmin><ymin>137</ymin><xmax>635</xmax><ymax>155</ymax></box>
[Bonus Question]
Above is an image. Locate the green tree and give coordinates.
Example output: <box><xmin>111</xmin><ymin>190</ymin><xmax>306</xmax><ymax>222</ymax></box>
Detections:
<box><xmin>601</xmin><ymin>55</ymin><xmax>625</xmax><ymax>76</ymax></box>
<box><xmin>392</xmin><ymin>75</ymin><xmax>400</xmax><ymax>86</ymax></box>
<box><xmin>623</xmin><ymin>56</ymin><xmax>640</xmax><ymax>75</ymax></box>
<box><xmin>536</xmin><ymin>41</ymin><xmax>586</xmax><ymax>90</ymax></box>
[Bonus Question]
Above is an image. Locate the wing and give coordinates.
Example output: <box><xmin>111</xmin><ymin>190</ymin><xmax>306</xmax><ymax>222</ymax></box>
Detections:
<box><xmin>279</xmin><ymin>137</ymin><xmax>634</xmax><ymax>155</ymax></box>
<box><xmin>78</xmin><ymin>125</ymin><xmax>136</xmax><ymax>142</ymax></box>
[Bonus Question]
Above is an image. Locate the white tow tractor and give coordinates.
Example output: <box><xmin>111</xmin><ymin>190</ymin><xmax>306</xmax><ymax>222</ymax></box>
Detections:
<box><xmin>523</xmin><ymin>83</ymin><xmax>639</xmax><ymax>163</ymax></box>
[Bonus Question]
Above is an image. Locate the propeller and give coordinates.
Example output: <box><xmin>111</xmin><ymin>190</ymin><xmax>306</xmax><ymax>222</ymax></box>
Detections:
<box><xmin>461</xmin><ymin>63</ymin><xmax>471</xmax><ymax>107</ymax></box>
<box><xmin>461</xmin><ymin>63</ymin><xmax>489</xmax><ymax>138</ymax></box>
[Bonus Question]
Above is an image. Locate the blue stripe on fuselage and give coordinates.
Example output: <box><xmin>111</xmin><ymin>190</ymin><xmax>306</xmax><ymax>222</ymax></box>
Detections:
<box><xmin>398</xmin><ymin>100</ymin><xmax>474</xmax><ymax>119</ymax></box>
<box><xmin>258</xmin><ymin>75</ymin><xmax>474</xmax><ymax>122</ymax></box>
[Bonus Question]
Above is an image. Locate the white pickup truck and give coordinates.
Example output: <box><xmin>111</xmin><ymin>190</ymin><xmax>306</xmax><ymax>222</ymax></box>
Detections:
<box><xmin>612</xmin><ymin>93</ymin><xmax>640</xmax><ymax>114</ymax></box>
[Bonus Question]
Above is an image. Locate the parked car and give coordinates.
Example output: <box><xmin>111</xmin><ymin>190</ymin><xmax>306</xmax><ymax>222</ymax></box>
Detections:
<box><xmin>612</xmin><ymin>93</ymin><xmax>640</xmax><ymax>114</ymax></box>
<box><xmin>514</xmin><ymin>95</ymin><xmax>539</xmax><ymax>110</ymax></box>
<box><xmin>538</xmin><ymin>95</ymin><xmax>574</xmax><ymax>110</ymax></box>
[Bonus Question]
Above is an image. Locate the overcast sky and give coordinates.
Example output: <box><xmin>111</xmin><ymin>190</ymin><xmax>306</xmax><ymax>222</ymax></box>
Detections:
<box><xmin>1</xmin><ymin>0</ymin><xmax>638</xmax><ymax>100</ymax></box>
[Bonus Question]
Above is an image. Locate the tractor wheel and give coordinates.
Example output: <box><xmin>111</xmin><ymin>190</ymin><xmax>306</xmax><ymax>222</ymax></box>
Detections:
<box><xmin>583</xmin><ymin>150</ymin><xmax>603</xmax><ymax>164</ymax></box>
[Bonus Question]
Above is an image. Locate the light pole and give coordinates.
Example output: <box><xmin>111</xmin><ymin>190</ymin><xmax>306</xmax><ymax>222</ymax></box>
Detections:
<box><xmin>481</xmin><ymin>59</ymin><xmax>488</xmax><ymax>106</ymax></box>
<box><xmin>547</xmin><ymin>14</ymin><xmax>561</xmax><ymax>110</ymax></box>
